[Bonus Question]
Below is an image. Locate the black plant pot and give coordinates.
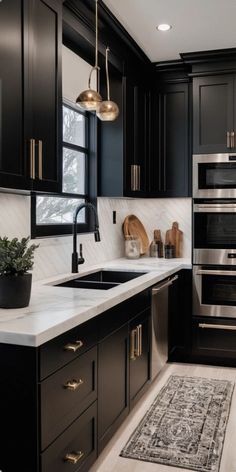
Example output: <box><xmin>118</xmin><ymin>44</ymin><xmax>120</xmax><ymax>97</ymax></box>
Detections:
<box><xmin>0</xmin><ymin>273</ymin><xmax>32</xmax><ymax>309</ymax></box>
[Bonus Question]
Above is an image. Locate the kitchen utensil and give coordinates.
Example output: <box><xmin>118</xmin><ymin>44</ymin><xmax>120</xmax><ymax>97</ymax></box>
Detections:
<box><xmin>123</xmin><ymin>215</ymin><xmax>149</xmax><ymax>255</ymax></box>
<box><xmin>165</xmin><ymin>222</ymin><xmax>183</xmax><ymax>257</ymax></box>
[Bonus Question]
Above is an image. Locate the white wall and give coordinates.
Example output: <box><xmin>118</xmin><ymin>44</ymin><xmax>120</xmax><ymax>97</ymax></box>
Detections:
<box><xmin>0</xmin><ymin>47</ymin><xmax>192</xmax><ymax>281</ymax></box>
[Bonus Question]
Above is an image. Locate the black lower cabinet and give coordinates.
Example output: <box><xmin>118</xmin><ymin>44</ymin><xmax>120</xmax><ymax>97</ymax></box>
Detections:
<box><xmin>41</xmin><ymin>401</ymin><xmax>97</xmax><ymax>472</ymax></box>
<box><xmin>168</xmin><ymin>270</ymin><xmax>192</xmax><ymax>362</ymax></box>
<box><xmin>0</xmin><ymin>289</ymin><xmax>152</xmax><ymax>472</ymax></box>
<box><xmin>98</xmin><ymin>324</ymin><xmax>129</xmax><ymax>453</ymax></box>
<box><xmin>129</xmin><ymin>309</ymin><xmax>151</xmax><ymax>409</ymax></box>
<box><xmin>192</xmin><ymin>317</ymin><xmax>236</xmax><ymax>367</ymax></box>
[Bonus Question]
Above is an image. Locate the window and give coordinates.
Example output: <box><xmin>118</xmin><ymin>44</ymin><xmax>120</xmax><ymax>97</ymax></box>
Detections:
<box><xmin>31</xmin><ymin>101</ymin><xmax>96</xmax><ymax>238</ymax></box>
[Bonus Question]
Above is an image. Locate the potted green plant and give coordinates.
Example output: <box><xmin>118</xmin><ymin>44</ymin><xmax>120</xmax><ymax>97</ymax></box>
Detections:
<box><xmin>0</xmin><ymin>237</ymin><xmax>39</xmax><ymax>309</ymax></box>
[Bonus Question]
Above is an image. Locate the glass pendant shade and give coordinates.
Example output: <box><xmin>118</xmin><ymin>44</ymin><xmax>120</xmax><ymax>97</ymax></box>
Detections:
<box><xmin>96</xmin><ymin>47</ymin><xmax>119</xmax><ymax>121</ymax></box>
<box><xmin>76</xmin><ymin>0</ymin><xmax>101</xmax><ymax>111</ymax></box>
<box><xmin>96</xmin><ymin>100</ymin><xmax>119</xmax><ymax>121</ymax></box>
<box><xmin>76</xmin><ymin>86</ymin><xmax>102</xmax><ymax>111</ymax></box>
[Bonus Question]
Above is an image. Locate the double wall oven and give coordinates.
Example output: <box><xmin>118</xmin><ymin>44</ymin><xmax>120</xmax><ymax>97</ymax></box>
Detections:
<box><xmin>193</xmin><ymin>154</ymin><xmax>236</xmax><ymax>320</ymax></box>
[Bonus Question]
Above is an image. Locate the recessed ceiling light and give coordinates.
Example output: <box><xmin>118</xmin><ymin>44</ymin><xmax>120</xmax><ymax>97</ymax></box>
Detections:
<box><xmin>157</xmin><ymin>24</ymin><xmax>172</xmax><ymax>32</ymax></box>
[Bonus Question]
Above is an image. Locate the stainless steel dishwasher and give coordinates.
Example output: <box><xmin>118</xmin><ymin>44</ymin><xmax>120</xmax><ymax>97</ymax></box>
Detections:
<box><xmin>151</xmin><ymin>274</ymin><xmax>178</xmax><ymax>380</ymax></box>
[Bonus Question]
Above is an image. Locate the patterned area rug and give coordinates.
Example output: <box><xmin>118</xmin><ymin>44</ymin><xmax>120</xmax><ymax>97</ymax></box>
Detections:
<box><xmin>120</xmin><ymin>375</ymin><xmax>234</xmax><ymax>471</ymax></box>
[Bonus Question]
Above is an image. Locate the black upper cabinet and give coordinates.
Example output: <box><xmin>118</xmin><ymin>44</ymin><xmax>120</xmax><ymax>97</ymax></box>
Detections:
<box><xmin>151</xmin><ymin>83</ymin><xmax>190</xmax><ymax>197</ymax></box>
<box><xmin>0</xmin><ymin>0</ymin><xmax>62</xmax><ymax>193</ymax></box>
<box><xmin>124</xmin><ymin>77</ymin><xmax>150</xmax><ymax>197</ymax></box>
<box><xmin>28</xmin><ymin>0</ymin><xmax>62</xmax><ymax>192</ymax></box>
<box><xmin>98</xmin><ymin>72</ymin><xmax>150</xmax><ymax>197</ymax></box>
<box><xmin>193</xmin><ymin>74</ymin><xmax>235</xmax><ymax>154</ymax></box>
<box><xmin>0</xmin><ymin>0</ymin><xmax>29</xmax><ymax>190</ymax></box>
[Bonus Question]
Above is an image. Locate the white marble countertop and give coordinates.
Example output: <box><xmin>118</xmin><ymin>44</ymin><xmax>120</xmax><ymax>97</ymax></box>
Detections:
<box><xmin>0</xmin><ymin>257</ymin><xmax>191</xmax><ymax>347</ymax></box>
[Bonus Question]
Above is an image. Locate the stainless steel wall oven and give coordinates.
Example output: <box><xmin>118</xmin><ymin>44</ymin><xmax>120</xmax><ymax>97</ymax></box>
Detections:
<box><xmin>193</xmin><ymin>266</ymin><xmax>236</xmax><ymax>319</ymax></box>
<box><xmin>193</xmin><ymin>154</ymin><xmax>236</xmax><ymax>199</ymax></box>
<box><xmin>193</xmin><ymin>201</ymin><xmax>236</xmax><ymax>265</ymax></box>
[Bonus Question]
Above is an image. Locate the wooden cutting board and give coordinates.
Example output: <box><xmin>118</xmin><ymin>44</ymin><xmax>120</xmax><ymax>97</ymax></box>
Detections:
<box><xmin>165</xmin><ymin>221</ymin><xmax>183</xmax><ymax>257</ymax></box>
<box><xmin>123</xmin><ymin>215</ymin><xmax>149</xmax><ymax>255</ymax></box>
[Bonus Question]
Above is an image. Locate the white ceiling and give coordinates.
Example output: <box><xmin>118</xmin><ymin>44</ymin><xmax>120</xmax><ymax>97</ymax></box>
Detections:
<box><xmin>103</xmin><ymin>0</ymin><xmax>236</xmax><ymax>62</ymax></box>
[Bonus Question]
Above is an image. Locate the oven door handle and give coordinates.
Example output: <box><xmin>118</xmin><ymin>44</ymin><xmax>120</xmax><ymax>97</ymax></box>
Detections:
<box><xmin>199</xmin><ymin>323</ymin><xmax>236</xmax><ymax>331</ymax></box>
<box><xmin>194</xmin><ymin>204</ymin><xmax>236</xmax><ymax>212</ymax></box>
<box><xmin>196</xmin><ymin>269</ymin><xmax>236</xmax><ymax>276</ymax></box>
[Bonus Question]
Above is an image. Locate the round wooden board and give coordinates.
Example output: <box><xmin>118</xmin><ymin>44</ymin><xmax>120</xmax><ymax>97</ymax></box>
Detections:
<box><xmin>123</xmin><ymin>215</ymin><xmax>149</xmax><ymax>255</ymax></box>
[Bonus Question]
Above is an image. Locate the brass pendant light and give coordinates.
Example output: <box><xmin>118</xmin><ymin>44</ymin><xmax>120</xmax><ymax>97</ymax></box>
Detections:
<box><xmin>76</xmin><ymin>0</ymin><xmax>102</xmax><ymax>111</ymax></box>
<box><xmin>96</xmin><ymin>47</ymin><xmax>119</xmax><ymax>121</ymax></box>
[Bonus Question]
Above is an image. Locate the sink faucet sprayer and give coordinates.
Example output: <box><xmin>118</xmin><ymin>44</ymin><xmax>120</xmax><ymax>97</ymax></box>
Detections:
<box><xmin>72</xmin><ymin>202</ymin><xmax>100</xmax><ymax>273</ymax></box>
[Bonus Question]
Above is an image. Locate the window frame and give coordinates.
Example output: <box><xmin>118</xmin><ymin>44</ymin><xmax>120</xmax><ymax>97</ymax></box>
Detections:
<box><xmin>31</xmin><ymin>100</ymin><xmax>97</xmax><ymax>239</ymax></box>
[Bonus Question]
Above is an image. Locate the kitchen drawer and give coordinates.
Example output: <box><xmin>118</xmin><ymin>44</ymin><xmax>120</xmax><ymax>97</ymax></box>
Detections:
<box><xmin>192</xmin><ymin>318</ymin><xmax>236</xmax><ymax>360</ymax></box>
<box><xmin>40</xmin><ymin>318</ymin><xmax>97</xmax><ymax>380</ymax></box>
<box><xmin>41</xmin><ymin>346</ymin><xmax>97</xmax><ymax>450</ymax></box>
<box><xmin>98</xmin><ymin>290</ymin><xmax>150</xmax><ymax>340</ymax></box>
<box><xmin>41</xmin><ymin>401</ymin><xmax>97</xmax><ymax>472</ymax></box>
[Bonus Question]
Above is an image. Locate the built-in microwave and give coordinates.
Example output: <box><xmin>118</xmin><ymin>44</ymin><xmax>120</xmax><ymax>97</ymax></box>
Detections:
<box><xmin>193</xmin><ymin>201</ymin><xmax>236</xmax><ymax>265</ymax></box>
<box><xmin>193</xmin><ymin>265</ymin><xmax>236</xmax><ymax>319</ymax></box>
<box><xmin>193</xmin><ymin>154</ymin><xmax>236</xmax><ymax>199</ymax></box>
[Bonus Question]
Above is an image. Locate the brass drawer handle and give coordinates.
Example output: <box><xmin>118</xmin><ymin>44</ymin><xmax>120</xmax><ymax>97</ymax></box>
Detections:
<box><xmin>64</xmin><ymin>451</ymin><xmax>84</xmax><ymax>464</ymax></box>
<box><xmin>64</xmin><ymin>340</ymin><xmax>84</xmax><ymax>352</ymax></box>
<box><xmin>64</xmin><ymin>378</ymin><xmax>84</xmax><ymax>391</ymax></box>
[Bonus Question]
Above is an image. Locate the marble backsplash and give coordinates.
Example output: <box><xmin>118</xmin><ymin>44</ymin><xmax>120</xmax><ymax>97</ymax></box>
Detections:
<box><xmin>0</xmin><ymin>193</ymin><xmax>191</xmax><ymax>281</ymax></box>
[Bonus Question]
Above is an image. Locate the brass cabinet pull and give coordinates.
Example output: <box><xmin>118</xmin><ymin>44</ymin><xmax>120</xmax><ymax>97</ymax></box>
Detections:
<box><xmin>64</xmin><ymin>340</ymin><xmax>83</xmax><ymax>352</ymax></box>
<box><xmin>231</xmin><ymin>131</ymin><xmax>235</xmax><ymax>149</ymax></box>
<box><xmin>64</xmin><ymin>451</ymin><xmax>84</xmax><ymax>464</ymax></box>
<box><xmin>38</xmin><ymin>139</ymin><xmax>43</xmax><ymax>180</ymax></box>
<box><xmin>131</xmin><ymin>164</ymin><xmax>141</xmax><ymax>191</ymax></box>
<box><xmin>130</xmin><ymin>329</ymin><xmax>136</xmax><ymax>360</ymax></box>
<box><xmin>137</xmin><ymin>324</ymin><xmax>142</xmax><ymax>356</ymax></box>
<box><xmin>29</xmin><ymin>139</ymin><xmax>36</xmax><ymax>179</ymax></box>
<box><xmin>199</xmin><ymin>323</ymin><xmax>236</xmax><ymax>331</ymax></box>
<box><xmin>227</xmin><ymin>131</ymin><xmax>231</xmax><ymax>148</ymax></box>
<box><xmin>64</xmin><ymin>378</ymin><xmax>84</xmax><ymax>391</ymax></box>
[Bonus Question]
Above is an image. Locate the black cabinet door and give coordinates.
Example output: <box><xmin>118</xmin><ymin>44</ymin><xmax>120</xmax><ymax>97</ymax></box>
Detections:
<box><xmin>28</xmin><ymin>0</ymin><xmax>62</xmax><ymax>192</ymax></box>
<box><xmin>98</xmin><ymin>324</ymin><xmax>129</xmax><ymax>453</ymax></box>
<box><xmin>193</xmin><ymin>75</ymin><xmax>234</xmax><ymax>154</ymax></box>
<box><xmin>0</xmin><ymin>0</ymin><xmax>30</xmax><ymax>190</ymax></box>
<box><xmin>129</xmin><ymin>309</ymin><xmax>151</xmax><ymax>408</ymax></box>
<box><xmin>124</xmin><ymin>77</ymin><xmax>149</xmax><ymax>196</ymax></box>
<box><xmin>151</xmin><ymin>83</ymin><xmax>190</xmax><ymax>197</ymax></box>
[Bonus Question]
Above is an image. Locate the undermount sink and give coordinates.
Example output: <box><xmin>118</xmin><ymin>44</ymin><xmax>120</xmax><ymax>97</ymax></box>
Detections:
<box><xmin>55</xmin><ymin>270</ymin><xmax>147</xmax><ymax>290</ymax></box>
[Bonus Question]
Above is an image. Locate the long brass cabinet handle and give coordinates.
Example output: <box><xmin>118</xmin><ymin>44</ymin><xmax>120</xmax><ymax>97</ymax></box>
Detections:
<box><xmin>38</xmin><ymin>139</ymin><xmax>43</xmax><ymax>180</ymax></box>
<box><xmin>227</xmin><ymin>131</ymin><xmax>231</xmax><ymax>148</ymax></box>
<box><xmin>29</xmin><ymin>139</ymin><xmax>36</xmax><ymax>179</ymax></box>
<box><xmin>130</xmin><ymin>328</ymin><xmax>136</xmax><ymax>360</ymax></box>
<box><xmin>64</xmin><ymin>340</ymin><xmax>84</xmax><ymax>352</ymax></box>
<box><xmin>231</xmin><ymin>131</ymin><xmax>235</xmax><ymax>149</ymax></box>
<box><xmin>64</xmin><ymin>378</ymin><xmax>84</xmax><ymax>391</ymax></box>
<box><xmin>64</xmin><ymin>451</ymin><xmax>84</xmax><ymax>464</ymax></box>
<box><xmin>131</xmin><ymin>164</ymin><xmax>141</xmax><ymax>191</ymax></box>
<box><xmin>137</xmin><ymin>324</ymin><xmax>142</xmax><ymax>356</ymax></box>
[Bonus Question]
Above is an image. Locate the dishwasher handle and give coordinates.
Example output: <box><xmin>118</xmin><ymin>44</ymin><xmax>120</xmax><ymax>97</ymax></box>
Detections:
<box><xmin>152</xmin><ymin>274</ymin><xmax>178</xmax><ymax>295</ymax></box>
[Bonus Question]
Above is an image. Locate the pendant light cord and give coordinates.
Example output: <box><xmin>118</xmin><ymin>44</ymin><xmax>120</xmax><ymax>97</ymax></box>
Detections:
<box><xmin>106</xmin><ymin>47</ymin><xmax>110</xmax><ymax>101</ymax></box>
<box><xmin>88</xmin><ymin>0</ymin><xmax>100</xmax><ymax>91</ymax></box>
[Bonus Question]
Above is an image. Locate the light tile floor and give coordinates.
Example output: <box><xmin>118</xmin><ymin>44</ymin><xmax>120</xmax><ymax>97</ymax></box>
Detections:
<box><xmin>90</xmin><ymin>362</ymin><xmax>236</xmax><ymax>472</ymax></box>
